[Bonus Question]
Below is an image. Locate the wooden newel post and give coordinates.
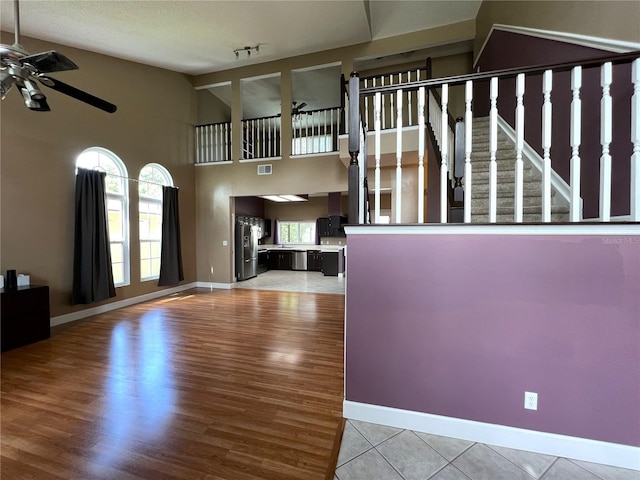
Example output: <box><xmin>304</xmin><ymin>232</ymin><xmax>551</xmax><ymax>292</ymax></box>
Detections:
<box><xmin>348</xmin><ymin>72</ymin><xmax>360</xmax><ymax>225</ymax></box>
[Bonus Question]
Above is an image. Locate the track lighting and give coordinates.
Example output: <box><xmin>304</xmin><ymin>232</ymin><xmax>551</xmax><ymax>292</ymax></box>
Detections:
<box><xmin>234</xmin><ymin>45</ymin><xmax>260</xmax><ymax>60</ymax></box>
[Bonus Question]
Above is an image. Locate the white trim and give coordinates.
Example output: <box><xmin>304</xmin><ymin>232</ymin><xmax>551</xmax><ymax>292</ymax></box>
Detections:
<box><xmin>343</xmin><ymin>401</ymin><xmax>640</xmax><ymax>471</ymax></box>
<box><xmin>195</xmin><ymin>161</ymin><xmax>234</xmax><ymax>167</ymax></box>
<box><xmin>583</xmin><ymin>214</ymin><xmax>633</xmax><ymax>222</ymax></box>
<box><xmin>50</xmin><ymin>282</ymin><xmax>199</xmax><ymax>327</ymax></box>
<box><xmin>475</xmin><ymin>24</ymin><xmax>640</xmax><ymax>68</ymax></box>
<box><xmin>496</xmin><ymin>116</ymin><xmax>572</xmax><ymax>209</ymax></box>
<box><xmin>239</xmin><ymin>156</ymin><xmax>282</xmax><ymax>163</ymax></box>
<box><xmin>290</xmin><ymin>151</ymin><xmax>339</xmax><ymax>159</ymax></box>
<box><xmin>344</xmin><ymin>223</ymin><xmax>640</xmax><ymax>236</ymax></box>
<box><xmin>196</xmin><ymin>281</ymin><xmax>233</xmax><ymax>290</ymax></box>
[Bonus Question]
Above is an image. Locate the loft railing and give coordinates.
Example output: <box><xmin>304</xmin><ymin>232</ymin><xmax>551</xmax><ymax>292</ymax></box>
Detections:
<box><xmin>195</xmin><ymin>121</ymin><xmax>231</xmax><ymax>164</ymax></box>
<box><xmin>291</xmin><ymin>106</ymin><xmax>342</xmax><ymax>155</ymax></box>
<box><xmin>348</xmin><ymin>51</ymin><xmax>640</xmax><ymax>224</ymax></box>
<box><xmin>242</xmin><ymin>114</ymin><xmax>281</xmax><ymax>160</ymax></box>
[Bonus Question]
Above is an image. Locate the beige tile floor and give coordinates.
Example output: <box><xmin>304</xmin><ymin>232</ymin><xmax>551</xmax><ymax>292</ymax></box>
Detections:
<box><xmin>234</xmin><ymin>270</ymin><xmax>345</xmax><ymax>294</ymax></box>
<box><xmin>335</xmin><ymin>420</ymin><xmax>639</xmax><ymax>480</ymax></box>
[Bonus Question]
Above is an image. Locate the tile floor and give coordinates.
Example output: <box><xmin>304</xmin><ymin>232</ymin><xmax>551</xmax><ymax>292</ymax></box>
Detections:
<box><xmin>335</xmin><ymin>420</ymin><xmax>639</xmax><ymax>480</ymax></box>
<box><xmin>234</xmin><ymin>270</ymin><xmax>345</xmax><ymax>295</ymax></box>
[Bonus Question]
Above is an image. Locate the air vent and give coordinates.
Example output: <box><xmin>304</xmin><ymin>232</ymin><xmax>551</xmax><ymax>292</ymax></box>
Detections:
<box><xmin>257</xmin><ymin>164</ymin><xmax>272</xmax><ymax>175</ymax></box>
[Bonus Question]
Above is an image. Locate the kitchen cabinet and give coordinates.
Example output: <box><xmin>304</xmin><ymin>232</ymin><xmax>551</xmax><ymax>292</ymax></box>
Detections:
<box><xmin>268</xmin><ymin>250</ymin><xmax>293</xmax><ymax>270</ymax></box>
<box><xmin>317</xmin><ymin>217</ymin><xmax>331</xmax><ymax>237</ymax></box>
<box><xmin>307</xmin><ymin>250</ymin><xmax>323</xmax><ymax>272</ymax></box>
<box><xmin>322</xmin><ymin>250</ymin><xmax>345</xmax><ymax>276</ymax></box>
<box><xmin>1</xmin><ymin>285</ymin><xmax>50</xmax><ymax>352</ymax></box>
<box><xmin>318</xmin><ymin>216</ymin><xmax>347</xmax><ymax>237</ymax></box>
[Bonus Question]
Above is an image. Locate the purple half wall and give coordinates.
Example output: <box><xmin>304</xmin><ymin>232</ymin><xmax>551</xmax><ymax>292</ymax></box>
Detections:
<box><xmin>345</xmin><ymin>226</ymin><xmax>640</xmax><ymax>447</ymax></box>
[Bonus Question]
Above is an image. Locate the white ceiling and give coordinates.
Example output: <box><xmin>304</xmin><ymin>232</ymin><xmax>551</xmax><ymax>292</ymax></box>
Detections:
<box><xmin>0</xmin><ymin>0</ymin><xmax>481</xmax><ymax>76</ymax></box>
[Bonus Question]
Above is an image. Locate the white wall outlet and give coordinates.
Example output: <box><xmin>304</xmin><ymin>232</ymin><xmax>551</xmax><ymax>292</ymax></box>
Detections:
<box><xmin>524</xmin><ymin>391</ymin><xmax>538</xmax><ymax>410</ymax></box>
<box><xmin>223</xmin><ymin>240</ymin><xmax>228</xmax><ymax>246</ymax></box>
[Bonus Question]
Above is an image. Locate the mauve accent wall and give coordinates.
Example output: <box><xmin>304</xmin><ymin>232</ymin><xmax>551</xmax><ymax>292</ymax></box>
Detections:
<box><xmin>345</xmin><ymin>231</ymin><xmax>640</xmax><ymax>446</ymax></box>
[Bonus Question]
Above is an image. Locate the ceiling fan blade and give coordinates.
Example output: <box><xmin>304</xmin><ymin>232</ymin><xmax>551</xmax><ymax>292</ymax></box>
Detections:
<box><xmin>21</xmin><ymin>50</ymin><xmax>78</xmax><ymax>73</ymax></box>
<box><xmin>297</xmin><ymin>102</ymin><xmax>307</xmax><ymax>110</ymax></box>
<box><xmin>38</xmin><ymin>76</ymin><xmax>117</xmax><ymax>113</ymax></box>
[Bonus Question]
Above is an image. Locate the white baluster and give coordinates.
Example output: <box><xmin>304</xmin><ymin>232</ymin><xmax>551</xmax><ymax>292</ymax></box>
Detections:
<box><xmin>396</xmin><ymin>89</ymin><xmax>403</xmax><ymax>223</ymax></box>
<box><xmin>542</xmin><ymin>70</ymin><xmax>553</xmax><ymax>222</ymax></box>
<box><xmin>600</xmin><ymin>62</ymin><xmax>613</xmax><ymax>222</ymax></box>
<box><xmin>569</xmin><ymin>67</ymin><xmax>583</xmax><ymax>222</ymax></box>
<box><xmin>464</xmin><ymin>80</ymin><xmax>473</xmax><ymax>223</ymax></box>
<box><xmin>225</xmin><ymin>123</ymin><xmax>230</xmax><ymax>161</ymax></box>
<box><xmin>196</xmin><ymin>127</ymin><xmax>201</xmax><ymax>163</ymax></box>
<box><xmin>514</xmin><ymin>74</ymin><xmax>525</xmax><ymax>223</ymax></box>
<box><xmin>363</xmin><ymin>78</ymin><xmax>369</xmax><ymax>128</ymax></box>
<box><xmin>418</xmin><ymin>87</ymin><xmax>425</xmax><ymax>223</ymax></box>
<box><xmin>408</xmin><ymin>72</ymin><xmax>413</xmax><ymax>127</ymax></box>
<box><xmin>375</xmin><ymin>92</ymin><xmax>382</xmax><ymax>224</ymax></box>
<box><xmin>489</xmin><ymin>77</ymin><xmax>498</xmax><ymax>223</ymax></box>
<box><xmin>390</xmin><ymin>75</ymin><xmax>395</xmax><ymax>129</ymax></box>
<box><xmin>440</xmin><ymin>84</ymin><xmax>449</xmax><ymax>223</ymax></box>
<box><xmin>207</xmin><ymin>125</ymin><xmax>213</xmax><ymax>163</ymax></box>
<box><xmin>631</xmin><ymin>59</ymin><xmax>640</xmax><ymax>221</ymax></box>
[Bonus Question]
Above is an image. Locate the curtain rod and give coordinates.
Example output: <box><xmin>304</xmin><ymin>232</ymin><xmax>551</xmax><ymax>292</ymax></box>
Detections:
<box><xmin>78</xmin><ymin>168</ymin><xmax>178</xmax><ymax>189</ymax></box>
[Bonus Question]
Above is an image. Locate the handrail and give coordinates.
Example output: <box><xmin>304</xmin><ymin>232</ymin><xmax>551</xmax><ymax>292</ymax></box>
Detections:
<box><xmin>196</xmin><ymin>120</ymin><xmax>231</xmax><ymax>128</ymax></box>
<box><xmin>243</xmin><ymin>113</ymin><xmax>282</xmax><ymax>122</ymax></box>
<box><xmin>355</xmin><ymin>66</ymin><xmax>427</xmax><ymax>84</ymax></box>
<box><xmin>360</xmin><ymin>50</ymin><xmax>640</xmax><ymax>96</ymax></box>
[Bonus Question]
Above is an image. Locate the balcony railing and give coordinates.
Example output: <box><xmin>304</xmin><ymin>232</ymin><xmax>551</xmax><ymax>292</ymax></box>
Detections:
<box><xmin>195</xmin><ymin>121</ymin><xmax>231</xmax><ymax>164</ymax></box>
<box><xmin>291</xmin><ymin>106</ymin><xmax>342</xmax><ymax>155</ymax></box>
<box><xmin>242</xmin><ymin>115</ymin><xmax>281</xmax><ymax>160</ymax></box>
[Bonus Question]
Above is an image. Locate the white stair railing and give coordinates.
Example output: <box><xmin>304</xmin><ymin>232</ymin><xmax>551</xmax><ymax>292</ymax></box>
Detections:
<box><xmin>195</xmin><ymin>121</ymin><xmax>231</xmax><ymax>164</ymax></box>
<box><xmin>352</xmin><ymin>51</ymin><xmax>640</xmax><ymax>225</ymax></box>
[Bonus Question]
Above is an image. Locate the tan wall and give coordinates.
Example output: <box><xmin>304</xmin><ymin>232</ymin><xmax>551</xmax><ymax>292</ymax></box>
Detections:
<box><xmin>197</xmin><ymin>90</ymin><xmax>231</xmax><ymax>125</ymax></box>
<box><xmin>265</xmin><ymin>196</ymin><xmax>329</xmax><ymax>223</ymax></box>
<box><xmin>475</xmin><ymin>1</ymin><xmax>640</xmax><ymax>56</ymax></box>
<box><xmin>0</xmin><ymin>33</ymin><xmax>197</xmax><ymax>318</ymax></box>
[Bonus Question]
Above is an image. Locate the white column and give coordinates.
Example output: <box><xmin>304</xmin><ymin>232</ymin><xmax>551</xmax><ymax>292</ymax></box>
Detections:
<box><xmin>514</xmin><ymin>74</ymin><xmax>525</xmax><ymax>223</ymax></box>
<box><xmin>375</xmin><ymin>92</ymin><xmax>382</xmax><ymax>224</ymax></box>
<box><xmin>418</xmin><ymin>87</ymin><xmax>425</xmax><ymax>223</ymax></box>
<box><xmin>489</xmin><ymin>77</ymin><xmax>498</xmax><ymax>223</ymax></box>
<box><xmin>631</xmin><ymin>58</ymin><xmax>640</xmax><ymax>221</ymax></box>
<box><xmin>464</xmin><ymin>80</ymin><xmax>473</xmax><ymax>223</ymax></box>
<box><xmin>570</xmin><ymin>66</ymin><xmax>582</xmax><ymax>222</ymax></box>
<box><xmin>542</xmin><ymin>70</ymin><xmax>553</xmax><ymax>222</ymax></box>
<box><xmin>600</xmin><ymin>62</ymin><xmax>612</xmax><ymax>222</ymax></box>
<box><xmin>440</xmin><ymin>84</ymin><xmax>449</xmax><ymax>223</ymax></box>
<box><xmin>396</xmin><ymin>89</ymin><xmax>403</xmax><ymax>223</ymax></box>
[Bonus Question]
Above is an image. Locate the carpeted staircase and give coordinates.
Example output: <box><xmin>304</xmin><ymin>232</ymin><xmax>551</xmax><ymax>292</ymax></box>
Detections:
<box><xmin>468</xmin><ymin>117</ymin><xmax>569</xmax><ymax>223</ymax></box>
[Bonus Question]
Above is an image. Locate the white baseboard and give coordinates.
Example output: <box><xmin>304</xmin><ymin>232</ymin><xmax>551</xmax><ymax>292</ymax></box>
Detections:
<box><xmin>50</xmin><ymin>282</ymin><xmax>199</xmax><ymax>327</ymax></box>
<box><xmin>343</xmin><ymin>400</ymin><xmax>640</xmax><ymax>471</ymax></box>
<box><xmin>195</xmin><ymin>281</ymin><xmax>233</xmax><ymax>289</ymax></box>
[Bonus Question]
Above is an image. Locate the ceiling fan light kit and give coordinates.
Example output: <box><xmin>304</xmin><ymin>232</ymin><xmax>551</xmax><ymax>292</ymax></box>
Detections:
<box><xmin>0</xmin><ymin>0</ymin><xmax>117</xmax><ymax>113</ymax></box>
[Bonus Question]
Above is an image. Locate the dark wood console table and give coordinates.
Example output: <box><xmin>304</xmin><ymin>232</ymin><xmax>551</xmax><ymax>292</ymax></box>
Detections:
<box><xmin>1</xmin><ymin>285</ymin><xmax>51</xmax><ymax>352</ymax></box>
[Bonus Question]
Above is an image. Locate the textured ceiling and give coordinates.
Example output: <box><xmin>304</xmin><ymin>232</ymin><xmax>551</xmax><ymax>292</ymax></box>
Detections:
<box><xmin>0</xmin><ymin>0</ymin><xmax>481</xmax><ymax>76</ymax></box>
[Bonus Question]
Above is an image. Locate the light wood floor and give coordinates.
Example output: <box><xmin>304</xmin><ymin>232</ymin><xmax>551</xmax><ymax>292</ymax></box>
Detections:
<box><xmin>1</xmin><ymin>288</ymin><xmax>345</xmax><ymax>479</ymax></box>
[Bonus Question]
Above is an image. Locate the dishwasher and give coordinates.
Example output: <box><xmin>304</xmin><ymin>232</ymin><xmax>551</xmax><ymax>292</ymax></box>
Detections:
<box><xmin>292</xmin><ymin>250</ymin><xmax>307</xmax><ymax>271</ymax></box>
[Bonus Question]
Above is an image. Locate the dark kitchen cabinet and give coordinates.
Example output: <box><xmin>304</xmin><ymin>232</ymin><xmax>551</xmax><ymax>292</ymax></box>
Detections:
<box><xmin>268</xmin><ymin>250</ymin><xmax>293</xmax><ymax>270</ymax></box>
<box><xmin>322</xmin><ymin>250</ymin><xmax>345</xmax><ymax>276</ymax></box>
<box><xmin>307</xmin><ymin>250</ymin><xmax>323</xmax><ymax>272</ymax></box>
<box><xmin>318</xmin><ymin>216</ymin><xmax>347</xmax><ymax>238</ymax></box>
<box><xmin>317</xmin><ymin>217</ymin><xmax>331</xmax><ymax>237</ymax></box>
<box><xmin>1</xmin><ymin>285</ymin><xmax>50</xmax><ymax>352</ymax></box>
<box><xmin>263</xmin><ymin>219</ymin><xmax>272</xmax><ymax>238</ymax></box>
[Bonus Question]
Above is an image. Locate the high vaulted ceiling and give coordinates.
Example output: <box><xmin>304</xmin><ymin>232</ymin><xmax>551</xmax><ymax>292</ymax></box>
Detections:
<box><xmin>0</xmin><ymin>0</ymin><xmax>481</xmax><ymax>76</ymax></box>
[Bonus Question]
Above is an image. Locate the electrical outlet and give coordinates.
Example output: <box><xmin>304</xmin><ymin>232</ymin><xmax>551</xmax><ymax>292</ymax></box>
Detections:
<box><xmin>524</xmin><ymin>391</ymin><xmax>538</xmax><ymax>410</ymax></box>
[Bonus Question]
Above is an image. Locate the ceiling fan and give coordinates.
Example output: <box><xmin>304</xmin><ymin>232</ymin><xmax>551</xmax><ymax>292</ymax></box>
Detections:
<box><xmin>291</xmin><ymin>101</ymin><xmax>310</xmax><ymax>115</ymax></box>
<box><xmin>0</xmin><ymin>0</ymin><xmax>116</xmax><ymax>113</ymax></box>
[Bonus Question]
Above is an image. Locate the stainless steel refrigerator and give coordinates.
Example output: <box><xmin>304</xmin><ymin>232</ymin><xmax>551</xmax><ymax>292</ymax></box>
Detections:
<box><xmin>235</xmin><ymin>223</ymin><xmax>258</xmax><ymax>281</ymax></box>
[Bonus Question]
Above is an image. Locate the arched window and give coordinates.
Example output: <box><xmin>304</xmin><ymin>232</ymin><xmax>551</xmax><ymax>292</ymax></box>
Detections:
<box><xmin>139</xmin><ymin>163</ymin><xmax>173</xmax><ymax>280</ymax></box>
<box><xmin>76</xmin><ymin>147</ymin><xmax>130</xmax><ymax>287</ymax></box>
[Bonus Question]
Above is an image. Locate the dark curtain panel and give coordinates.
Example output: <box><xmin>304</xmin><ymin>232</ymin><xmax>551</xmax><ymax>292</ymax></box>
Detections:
<box><xmin>158</xmin><ymin>186</ymin><xmax>184</xmax><ymax>286</ymax></box>
<box><xmin>72</xmin><ymin>168</ymin><xmax>116</xmax><ymax>304</ymax></box>
<box><xmin>273</xmin><ymin>219</ymin><xmax>280</xmax><ymax>245</ymax></box>
<box><xmin>315</xmin><ymin>218</ymin><xmax>321</xmax><ymax>245</ymax></box>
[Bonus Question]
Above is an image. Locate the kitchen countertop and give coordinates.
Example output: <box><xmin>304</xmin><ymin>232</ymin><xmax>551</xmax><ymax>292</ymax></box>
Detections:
<box><xmin>259</xmin><ymin>245</ymin><xmax>345</xmax><ymax>253</ymax></box>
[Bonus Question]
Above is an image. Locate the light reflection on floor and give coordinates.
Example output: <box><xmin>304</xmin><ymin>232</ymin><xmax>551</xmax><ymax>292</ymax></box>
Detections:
<box><xmin>92</xmin><ymin>311</ymin><xmax>176</xmax><ymax>471</ymax></box>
